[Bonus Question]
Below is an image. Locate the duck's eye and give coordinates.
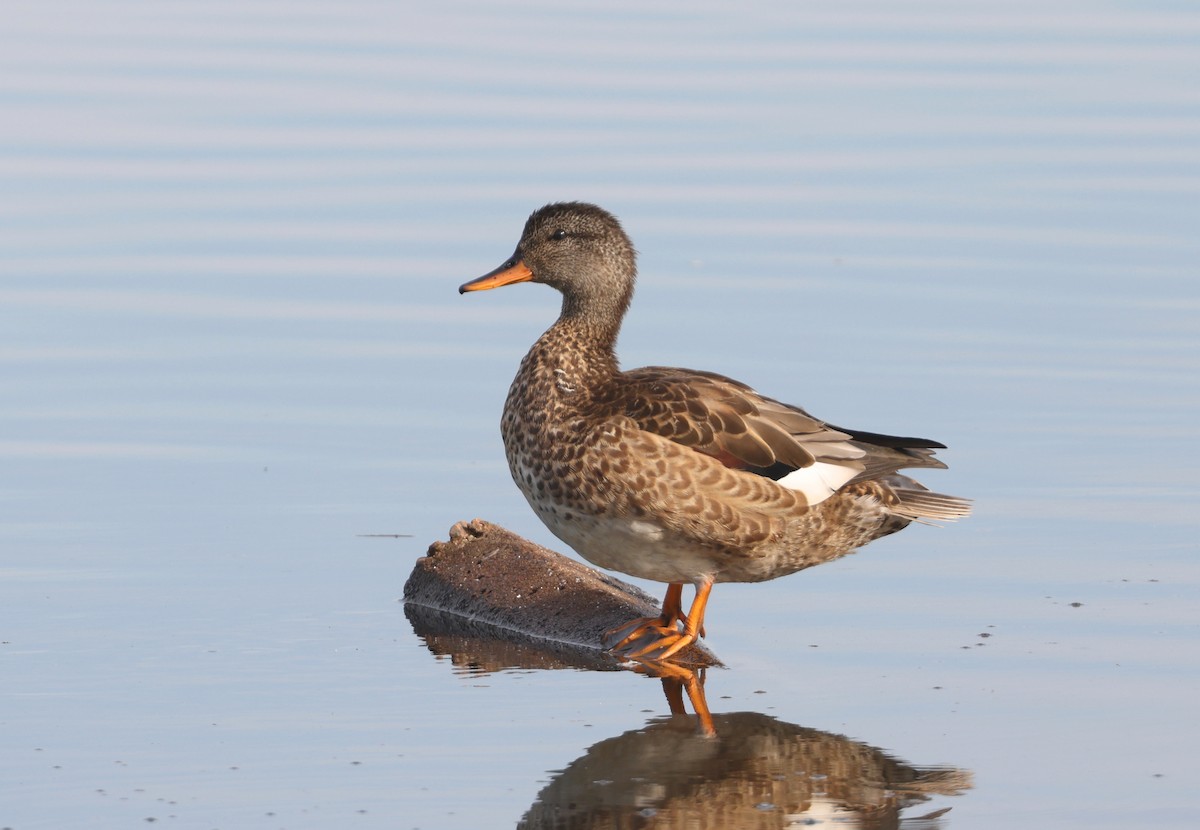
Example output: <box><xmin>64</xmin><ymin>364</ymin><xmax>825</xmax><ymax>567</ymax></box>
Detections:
<box><xmin>550</xmin><ymin>229</ymin><xmax>567</xmax><ymax>241</ymax></box>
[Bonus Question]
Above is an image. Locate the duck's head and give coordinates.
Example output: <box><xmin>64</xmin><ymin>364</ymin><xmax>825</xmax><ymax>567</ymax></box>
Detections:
<box><xmin>460</xmin><ymin>202</ymin><xmax>638</xmax><ymax>327</ymax></box>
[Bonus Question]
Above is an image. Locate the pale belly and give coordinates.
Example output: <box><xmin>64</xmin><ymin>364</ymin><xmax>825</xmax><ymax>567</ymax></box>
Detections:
<box><xmin>525</xmin><ymin>494</ymin><xmax>721</xmax><ymax>584</ymax></box>
<box><xmin>520</xmin><ymin>487</ymin><xmax>847</xmax><ymax>585</ymax></box>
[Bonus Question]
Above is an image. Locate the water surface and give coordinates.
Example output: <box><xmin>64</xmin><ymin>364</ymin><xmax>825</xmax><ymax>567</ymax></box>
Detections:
<box><xmin>2</xmin><ymin>2</ymin><xmax>1198</xmax><ymax>828</ymax></box>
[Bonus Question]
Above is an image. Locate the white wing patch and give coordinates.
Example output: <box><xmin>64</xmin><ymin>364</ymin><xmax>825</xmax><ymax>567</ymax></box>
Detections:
<box><xmin>776</xmin><ymin>461</ymin><xmax>858</xmax><ymax>505</ymax></box>
<box><xmin>628</xmin><ymin>519</ymin><xmax>664</xmax><ymax>540</ymax></box>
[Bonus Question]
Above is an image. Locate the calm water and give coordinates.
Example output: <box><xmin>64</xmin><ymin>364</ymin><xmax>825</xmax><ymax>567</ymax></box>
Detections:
<box><xmin>3</xmin><ymin>1</ymin><xmax>1199</xmax><ymax>828</ymax></box>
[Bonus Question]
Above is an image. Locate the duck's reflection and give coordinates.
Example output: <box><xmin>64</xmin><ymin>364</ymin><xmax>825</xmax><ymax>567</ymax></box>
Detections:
<box><xmin>516</xmin><ymin>661</ymin><xmax>970</xmax><ymax>828</ymax></box>
<box><xmin>406</xmin><ymin>603</ymin><xmax>972</xmax><ymax>828</ymax></box>
<box><xmin>520</xmin><ymin>704</ymin><xmax>968</xmax><ymax>829</ymax></box>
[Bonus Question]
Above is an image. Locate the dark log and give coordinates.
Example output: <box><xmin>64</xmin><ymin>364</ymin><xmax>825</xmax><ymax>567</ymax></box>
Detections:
<box><xmin>404</xmin><ymin>518</ymin><xmax>721</xmax><ymax>668</ymax></box>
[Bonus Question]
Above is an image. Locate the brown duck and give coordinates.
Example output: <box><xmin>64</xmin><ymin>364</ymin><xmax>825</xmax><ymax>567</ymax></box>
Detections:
<box><xmin>460</xmin><ymin>202</ymin><xmax>970</xmax><ymax>661</ymax></box>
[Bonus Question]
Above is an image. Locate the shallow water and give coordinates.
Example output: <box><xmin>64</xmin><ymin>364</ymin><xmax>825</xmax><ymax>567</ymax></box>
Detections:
<box><xmin>3</xmin><ymin>1</ymin><xmax>1199</xmax><ymax>828</ymax></box>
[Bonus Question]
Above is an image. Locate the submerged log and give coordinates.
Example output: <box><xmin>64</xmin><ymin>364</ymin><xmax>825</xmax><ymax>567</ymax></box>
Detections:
<box><xmin>404</xmin><ymin>518</ymin><xmax>721</xmax><ymax>668</ymax></box>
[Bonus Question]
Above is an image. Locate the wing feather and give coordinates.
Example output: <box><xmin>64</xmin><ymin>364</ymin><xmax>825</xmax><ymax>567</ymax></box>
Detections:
<box><xmin>617</xmin><ymin>366</ymin><xmax>861</xmax><ymax>474</ymax></box>
<box><xmin>609</xmin><ymin>366</ymin><xmax>954</xmax><ymax>497</ymax></box>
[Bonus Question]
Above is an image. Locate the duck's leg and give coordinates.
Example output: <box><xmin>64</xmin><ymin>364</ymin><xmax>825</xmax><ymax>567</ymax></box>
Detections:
<box><xmin>660</xmin><ymin>582</ymin><xmax>687</xmax><ymax>627</ymax></box>
<box><xmin>659</xmin><ymin>582</ymin><xmax>706</xmax><ymax>636</ymax></box>
<box><xmin>603</xmin><ymin>582</ymin><xmax>686</xmax><ymax>651</ymax></box>
<box><xmin>626</xmin><ymin>579</ymin><xmax>714</xmax><ymax>662</ymax></box>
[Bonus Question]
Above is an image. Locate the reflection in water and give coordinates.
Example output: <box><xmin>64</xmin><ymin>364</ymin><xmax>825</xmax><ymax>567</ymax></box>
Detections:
<box><xmin>407</xmin><ymin>603</ymin><xmax>972</xmax><ymax>828</ymax></box>
<box><xmin>519</xmin><ymin>710</ymin><xmax>969</xmax><ymax>830</ymax></box>
<box><xmin>405</xmin><ymin>603</ymin><xmax>631</xmax><ymax>675</ymax></box>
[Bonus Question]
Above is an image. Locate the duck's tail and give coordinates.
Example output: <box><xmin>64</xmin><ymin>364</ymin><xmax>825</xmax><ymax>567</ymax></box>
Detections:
<box><xmin>887</xmin><ymin>475</ymin><xmax>973</xmax><ymax>523</ymax></box>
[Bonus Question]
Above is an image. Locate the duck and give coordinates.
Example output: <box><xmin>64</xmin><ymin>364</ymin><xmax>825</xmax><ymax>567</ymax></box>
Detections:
<box><xmin>459</xmin><ymin>202</ymin><xmax>970</xmax><ymax>662</ymax></box>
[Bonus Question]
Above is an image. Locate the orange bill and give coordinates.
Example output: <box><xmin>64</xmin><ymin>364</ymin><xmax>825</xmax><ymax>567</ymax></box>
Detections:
<box><xmin>459</xmin><ymin>257</ymin><xmax>534</xmax><ymax>293</ymax></box>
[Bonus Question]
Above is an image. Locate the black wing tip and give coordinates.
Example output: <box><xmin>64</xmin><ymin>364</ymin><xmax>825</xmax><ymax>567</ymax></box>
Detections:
<box><xmin>831</xmin><ymin>426</ymin><xmax>948</xmax><ymax>451</ymax></box>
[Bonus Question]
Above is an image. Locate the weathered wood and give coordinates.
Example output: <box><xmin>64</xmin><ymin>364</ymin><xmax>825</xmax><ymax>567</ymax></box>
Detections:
<box><xmin>404</xmin><ymin>518</ymin><xmax>721</xmax><ymax>667</ymax></box>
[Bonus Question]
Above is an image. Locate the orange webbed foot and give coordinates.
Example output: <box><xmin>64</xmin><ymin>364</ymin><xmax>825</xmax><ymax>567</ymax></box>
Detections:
<box><xmin>602</xmin><ymin>617</ymin><xmax>679</xmax><ymax>652</ymax></box>
<box><xmin>604</xmin><ymin>580</ymin><xmax>713</xmax><ymax>664</ymax></box>
<box><xmin>625</xmin><ymin>628</ymin><xmax>698</xmax><ymax>662</ymax></box>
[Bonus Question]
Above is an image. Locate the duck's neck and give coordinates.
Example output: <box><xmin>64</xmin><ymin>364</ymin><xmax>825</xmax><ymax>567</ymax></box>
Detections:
<box><xmin>540</xmin><ymin>310</ymin><xmax>621</xmax><ymax>383</ymax></box>
<box><xmin>556</xmin><ymin>280</ymin><xmax>631</xmax><ymax>355</ymax></box>
<box><xmin>518</xmin><ymin>282</ymin><xmax>633</xmax><ymax>398</ymax></box>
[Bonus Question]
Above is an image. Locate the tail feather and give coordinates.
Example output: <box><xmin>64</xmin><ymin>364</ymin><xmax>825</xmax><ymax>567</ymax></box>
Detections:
<box><xmin>891</xmin><ymin>487</ymin><xmax>973</xmax><ymax>522</ymax></box>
